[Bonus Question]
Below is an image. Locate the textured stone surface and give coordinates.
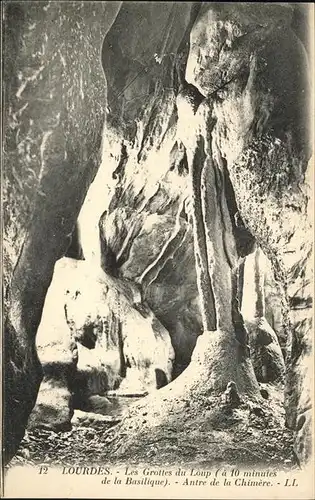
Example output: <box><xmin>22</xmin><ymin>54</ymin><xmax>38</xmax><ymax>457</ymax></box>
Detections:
<box><xmin>197</xmin><ymin>3</ymin><xmax>312</xmax><ymax>463</ymax></box>
<box><xmin>242</xmin><ymin>249</ymin><xmax>285</xmax><ymax>383</ymax></box>
<box><xmin>3</xmin><ymin>2</ymin><xmax>312</xmax><ymax>466</ymax></box>
<box><xmin>186</xmin><ymin>3</ymin><xmax>294</xmax><ymax>97</ymax></box>
<box><xmin>65</xmin><ymin>260</ymin><xmax>175</xmax><ymax>396</ymax></box>
<box><xmin>77</xmin><ymin>2</ymin><xmax>206</xmax><ymax>380</ymax></box>
<box><xmin>99</xmin><ymin>208</ymin><xmax>203</xmax><ymax>375</ymax></box>
<box><xmin>3</xmin><ymin>1</ymin><xmax>121</xmax><ymax>461</ymax></box>
<box><xmin>28</xmin><ymin>381</ymin><xmax>74</xmax><ymax>433</ymax></box>
<box><xmin>27</xmin><ymin>258</ymin><xmax>78</xmax><ymax>431</ymax></box>
<box><xmin>97</xmin><ymin>2</ymin><xmax>312</xmax><ymax>462</ymax></box>
<box><xmin>29</xmin><ymin>258</ymin><xmax>174</xmax><ymax>429</ymax></box>
<box><xmin>80</xmin><ymin>2</ymin><xmax>312</xmax><ymax>463</ymax></box>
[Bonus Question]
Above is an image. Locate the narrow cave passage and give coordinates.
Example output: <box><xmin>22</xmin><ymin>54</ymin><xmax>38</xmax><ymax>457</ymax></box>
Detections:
<box><xmin>3</xmin><ymin>3</ymin><xmax>313</xmax><ymax>496</ymax></box>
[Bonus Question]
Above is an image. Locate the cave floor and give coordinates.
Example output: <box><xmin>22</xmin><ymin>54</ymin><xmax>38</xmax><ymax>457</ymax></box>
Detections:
<box><xmin>7</xmin><ymin>383</ymin><xmax>297</xmax><ymax>472</ymax></box>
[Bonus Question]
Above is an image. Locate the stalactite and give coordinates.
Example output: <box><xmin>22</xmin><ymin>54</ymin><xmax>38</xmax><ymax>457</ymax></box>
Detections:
<box><xmin>189</xmin><ymin>136</ymin><xmax>217</xmax><ymax>331</ymax></box>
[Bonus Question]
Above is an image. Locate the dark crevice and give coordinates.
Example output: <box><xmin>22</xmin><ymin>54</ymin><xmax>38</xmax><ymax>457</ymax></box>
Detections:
<box><xmin>117</xmin><ymin>320</ymin><xmax>127</xmax><ymax>379</ymax></box>
<box><xmin>112</xmin><ymin>142</ymin><xmax>128</xmax><ymax>182</ymax></box>
<box><xmin>221</xmin><ymin>156</ymin><xmax>256</xmax><ymax>258</ymax></box>
<box><xmin>173</xmin><ymin>2</ymin><xmax>203</xmax><ymax>96</ymax></box>
<box><xmin>65</xmin><ymin>222</ymin><xmax>84</xmax><ymax>260</ymax></box>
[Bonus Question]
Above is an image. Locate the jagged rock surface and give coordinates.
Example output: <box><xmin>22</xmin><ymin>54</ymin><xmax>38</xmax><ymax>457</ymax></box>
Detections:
<box><xmin>3</xmin><ymin>1</ymin><xmax>312</xmax><ymax>466</ymax></box>
<box><xmin>3</xmin><ymin>1</ymin><xmax>121</xmax><ymax>461</ymax></box>
<box><xmin>188</xmin><ymin>3</ymin><xmax>312</xmax><ymax>463</ymax></box>
<box><xmin>241</xmin><ymin>249</ymin><xmax>286</xmax><ymax>383</ymax></box>
<box><xmin>27</xmin><ymin>258</ymin><xmax>78</xmax><ymax>432</ymax></box>
<box><xmin>28</xmin><ymin>258</ymin><xmax>174</xmax><ymax>430</ymax></box>
<box><xmin>97</xmin><ymin>1</ymin><xmax>312</xmax><ymax>463</ymax></box>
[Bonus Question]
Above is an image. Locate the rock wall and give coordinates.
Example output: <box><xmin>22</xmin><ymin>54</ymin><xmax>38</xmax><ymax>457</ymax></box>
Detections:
<box><xmin>3</xmin><ymin>1</ymin><xmax>121</xmax><ymax>462</ymax></box>
<box><xmin>78</xmin><ymin>2</ymin><xmax>205</xmax><ymax>378</ymax></box>
<box><xmin>186</xmin><ymin>3</ymin><xmax>312</xmax><ymax>462</ymax></box>
<box><xmin>94</xmin><ymin>1</ymin><xmax>312</xmax><ymax>461</ymax></box>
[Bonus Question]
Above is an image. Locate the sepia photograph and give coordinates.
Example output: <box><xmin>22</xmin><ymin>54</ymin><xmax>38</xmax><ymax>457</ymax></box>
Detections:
<box><xmin>1</xmin><ymin>1</ymin><xmax>314</xmax><ymax>498</ymax></box>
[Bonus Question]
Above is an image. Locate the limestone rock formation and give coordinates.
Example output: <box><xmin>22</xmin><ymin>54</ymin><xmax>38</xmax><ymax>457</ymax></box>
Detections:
<box><xmin>96</xmin><ymin>1</ymin><xmax>312</xmax><ymax>463</ymax></box>
<box><xmin>65</xmin><ymin>261</ymin><xmax>174</xmax><ymax>397</ymax></box>
<box><xmin>28</xmin><ymin>257</ymin><xmax>174</xmax><ymax>430</ymax></box>
<box><xmin>99</xmin><ymin>206</ymin><xmax>203</xmax><ymax>377</ymax></box>
<box><xmin>27</xmin><ymin>258</ymin><xmax>78</xmax><ymax>431</ymax></box>
<box><xmin>3</xmin><ymin>1</ymin><xmax>313</xmax><ymax>467</ymax></box>
<box><xmin>187</xmin><ymin>3</ymin><xmax>312</xmax><ymax>463</ymax></box>
<box><xmin>3</xmin><ymin>1</ymin><xmax>121</xmax><ymax>461</ymax></box>
<box><xmin>242</xmin><ymin>248</ymin><xmax>285</xmax><ymax>383</ymax></box>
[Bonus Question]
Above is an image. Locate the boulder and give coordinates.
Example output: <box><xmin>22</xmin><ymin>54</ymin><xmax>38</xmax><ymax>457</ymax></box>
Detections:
<box><xmin>241</xmin><ymin>249</ymin><xmax>285</xmax><ymax>383</ymax></box>
<box><xmin>246</xmin><ymin>317</ymin><xmax>285</xmax><ymax>384</ymax></box>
